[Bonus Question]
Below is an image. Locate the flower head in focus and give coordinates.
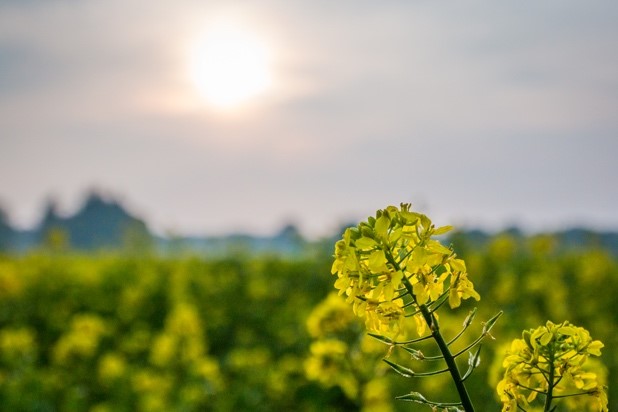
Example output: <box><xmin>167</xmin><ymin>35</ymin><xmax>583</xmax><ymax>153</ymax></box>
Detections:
<box><xmin>331</xmin><ymin>204</ymin><xmax>479</xmax><ymax>337</ymax></box>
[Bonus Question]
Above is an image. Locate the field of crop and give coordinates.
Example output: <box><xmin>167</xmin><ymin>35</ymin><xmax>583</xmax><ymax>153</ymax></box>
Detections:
<box><xmin>0</xmin><ymin>233</ymin><xmax>615</xmax><ymax>411</ymax></box>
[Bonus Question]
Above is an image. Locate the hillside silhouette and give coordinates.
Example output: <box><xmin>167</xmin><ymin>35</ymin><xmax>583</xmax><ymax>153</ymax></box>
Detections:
<box><xmin>0</xmin><ymin>191</ymin><xmax>308</xmax><ymax>255</ymax></box>
<box><xmin>0</xmin><ymin>192</ymin><xmax>151</xmax><ymax>252</ymax></box>
<box><xmin>1</xmin><ymin>192</ymin><xmax>618</xmax><ymax>256</ymax></box>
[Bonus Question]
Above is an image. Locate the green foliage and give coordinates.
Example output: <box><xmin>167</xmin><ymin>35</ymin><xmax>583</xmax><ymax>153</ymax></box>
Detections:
<box><xmin>0</xmin><ymin>229</ymin><xmax>616</xmax><ymax>411</ymax></box>
<box><xmin>0</xmin><ymin>254</ymin><xmax>336</xmax><ymax>411</ymax></box>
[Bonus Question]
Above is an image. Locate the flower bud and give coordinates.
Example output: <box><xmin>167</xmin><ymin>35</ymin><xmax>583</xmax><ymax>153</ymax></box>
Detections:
<box><xmin>361</xmin><ymin>226</ymin><xmax>374</xmax><ymax>238</ymax></box>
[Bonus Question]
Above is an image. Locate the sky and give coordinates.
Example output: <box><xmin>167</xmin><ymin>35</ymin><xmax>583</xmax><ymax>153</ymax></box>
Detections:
<box><xmin>1</xmin><ymin>1</ymin><xmax>617</xmax><ymax>238</ymax></box>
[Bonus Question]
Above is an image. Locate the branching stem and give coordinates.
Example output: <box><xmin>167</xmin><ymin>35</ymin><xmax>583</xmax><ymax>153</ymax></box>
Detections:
<box><xmin>543</xmin><ymin>351</ymin><xmax>555</xmax><ymax>412</ymax></box>
<box><xmin>383</xmin><ymin>248</ymin><xmax>476</xmax><ymax>412</ymax></box>
<box><xmin>401</xmin><ymin>275</ymin><xmax>475</xmax><ymax>412</ymax></box>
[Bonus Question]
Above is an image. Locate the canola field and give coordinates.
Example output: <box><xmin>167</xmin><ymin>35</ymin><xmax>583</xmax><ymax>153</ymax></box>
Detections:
<box><xmin>0</xmin><ymin>234</ymin><xmax>615</xmax><ymax>411</ymax></box>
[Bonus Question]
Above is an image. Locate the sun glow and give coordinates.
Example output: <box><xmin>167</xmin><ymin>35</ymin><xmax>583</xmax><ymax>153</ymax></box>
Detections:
<box><xmin>189</xmin><ymin>22</ymin><xmax>273</xmax><ymax>109</ymax></box>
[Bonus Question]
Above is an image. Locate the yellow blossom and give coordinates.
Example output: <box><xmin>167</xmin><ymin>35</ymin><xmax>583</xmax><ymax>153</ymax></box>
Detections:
<box><xmin>497</xmin><ymin>321</ymin><xmax>607</xmax><ymax>411</ymax></box>
<box><xmin>331</xmin><ymin>203</ymin><xmax>479</xmax><ymax>337</ymax></box>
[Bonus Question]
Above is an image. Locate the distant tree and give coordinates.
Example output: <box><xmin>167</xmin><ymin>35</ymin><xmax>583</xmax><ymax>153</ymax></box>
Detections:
<box><xmin>34</xmin><ymin>192</ymin><xmax>152</xmax><ymax>251</ymax></box>
<box><xmin>0</xmin><ymin>205</ymin><xmax>14</xmax><ymax>252</ymax></box>
<box><xmin>272</xmin><ymin>223</ymin><xmax>305</xmax><ymax>254</ymax></box>
<box><xmin>36</xmin><ymin>198</ymin><xmax>62</xmax><ymax>246</ymax></box>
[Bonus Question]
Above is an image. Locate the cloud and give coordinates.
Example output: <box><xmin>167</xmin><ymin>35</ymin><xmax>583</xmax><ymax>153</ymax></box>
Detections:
<box><xmin>1</xmin><ymin>0</ymin><xmax>617</xmax><ymax>235</ymax></box>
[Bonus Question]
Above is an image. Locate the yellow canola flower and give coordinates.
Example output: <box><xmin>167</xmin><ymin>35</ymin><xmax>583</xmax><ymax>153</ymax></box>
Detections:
<box><xmin>304</xmin><ymin>339</ymin><xmax>356</xmax><ymax>396</ymax></box>
<box><xmin>331</xmin><ymin>203</ymin><xmax>479</xmax><ymax>337</ymax></box>
<box><xmin>98</xmin><ymin>352</ymin><xmax>127</xmax><ymax>384</ymax></box>
<box><xmin>0</xmin><ymin>327</ymin><xmax>37</xmax><ymax>363</ymax></box>
<box><xmin>306</xmin><ymin>292</ymin><xmax>357</xmax><ymax>339</ymax></box>
<box><xmin>497</xmin><ymin>321</ymin><xmax>607</xmax><ymax>412</ymax></box>
<box><xmin>52</xmin><ymin>314</ymin><xmax>107</xmax><ymax>365</ymax></box>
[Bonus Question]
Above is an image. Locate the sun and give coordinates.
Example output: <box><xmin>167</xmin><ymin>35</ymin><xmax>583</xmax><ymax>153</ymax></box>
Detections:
<box><xmin>189</xmin><ymin>22</ymin><xmax>273</xmax><ymax>109</ymax></box>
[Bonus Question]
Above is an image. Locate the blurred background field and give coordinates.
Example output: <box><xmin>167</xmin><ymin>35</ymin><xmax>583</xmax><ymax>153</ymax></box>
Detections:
<box><xmin>0</xmin><ymin>212</ymin><xmax>616</xmax><ymax>410</ymax></box>
<box><xmin>2</xmin><ymin>1</ymin><xmax>617</xmax><ymax>410</ymax></box>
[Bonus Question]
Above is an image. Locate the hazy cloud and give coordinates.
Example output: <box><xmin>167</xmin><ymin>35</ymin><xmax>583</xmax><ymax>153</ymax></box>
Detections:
<box><xmin>1</xmin><ymin>0</ymin><xmax>617</xmax><ymax>236</ymax></box>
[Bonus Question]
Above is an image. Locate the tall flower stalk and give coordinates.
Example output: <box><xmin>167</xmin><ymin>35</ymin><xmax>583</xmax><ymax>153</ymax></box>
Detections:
<box><xmin>331</xmin><ymin>204</ymin><xmax>501</xmax><ymax>411</ymax></box>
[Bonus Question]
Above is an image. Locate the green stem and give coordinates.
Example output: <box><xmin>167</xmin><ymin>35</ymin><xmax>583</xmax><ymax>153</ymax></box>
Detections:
<box><xmin>384</xmin><ymin>248</ymin><xmax>475</xmax><ymax>412</ymax></box>
<box><xmin>401</xmin><ymin>277</ymin><xmax>475</xmax><ymax>412</ymax></box>
<box><xmin>543</xmin><ymin>352</ymin><xmax>555</xmax><ymax>412</ymax></box>
<box><xmin>423</xmin><ymin>305</ymin><xmax>475</xmax><ymax>412</ymax></box>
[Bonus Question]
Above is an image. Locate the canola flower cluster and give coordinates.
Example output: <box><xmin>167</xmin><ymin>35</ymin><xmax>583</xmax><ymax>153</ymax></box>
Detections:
<box><xmin>497</xmin><ymin>321</ymin><xmax>608</xmax><ymax>412</ymax></box>
<box><xmin>331</xmin><ymin>204</ymin><xmax>479</xmax><ymax>338</ymax></box>
<box><xmin>304</xmin><ymin>293</ymin><xmax>394</xmax><ymax>412</ymax></box>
